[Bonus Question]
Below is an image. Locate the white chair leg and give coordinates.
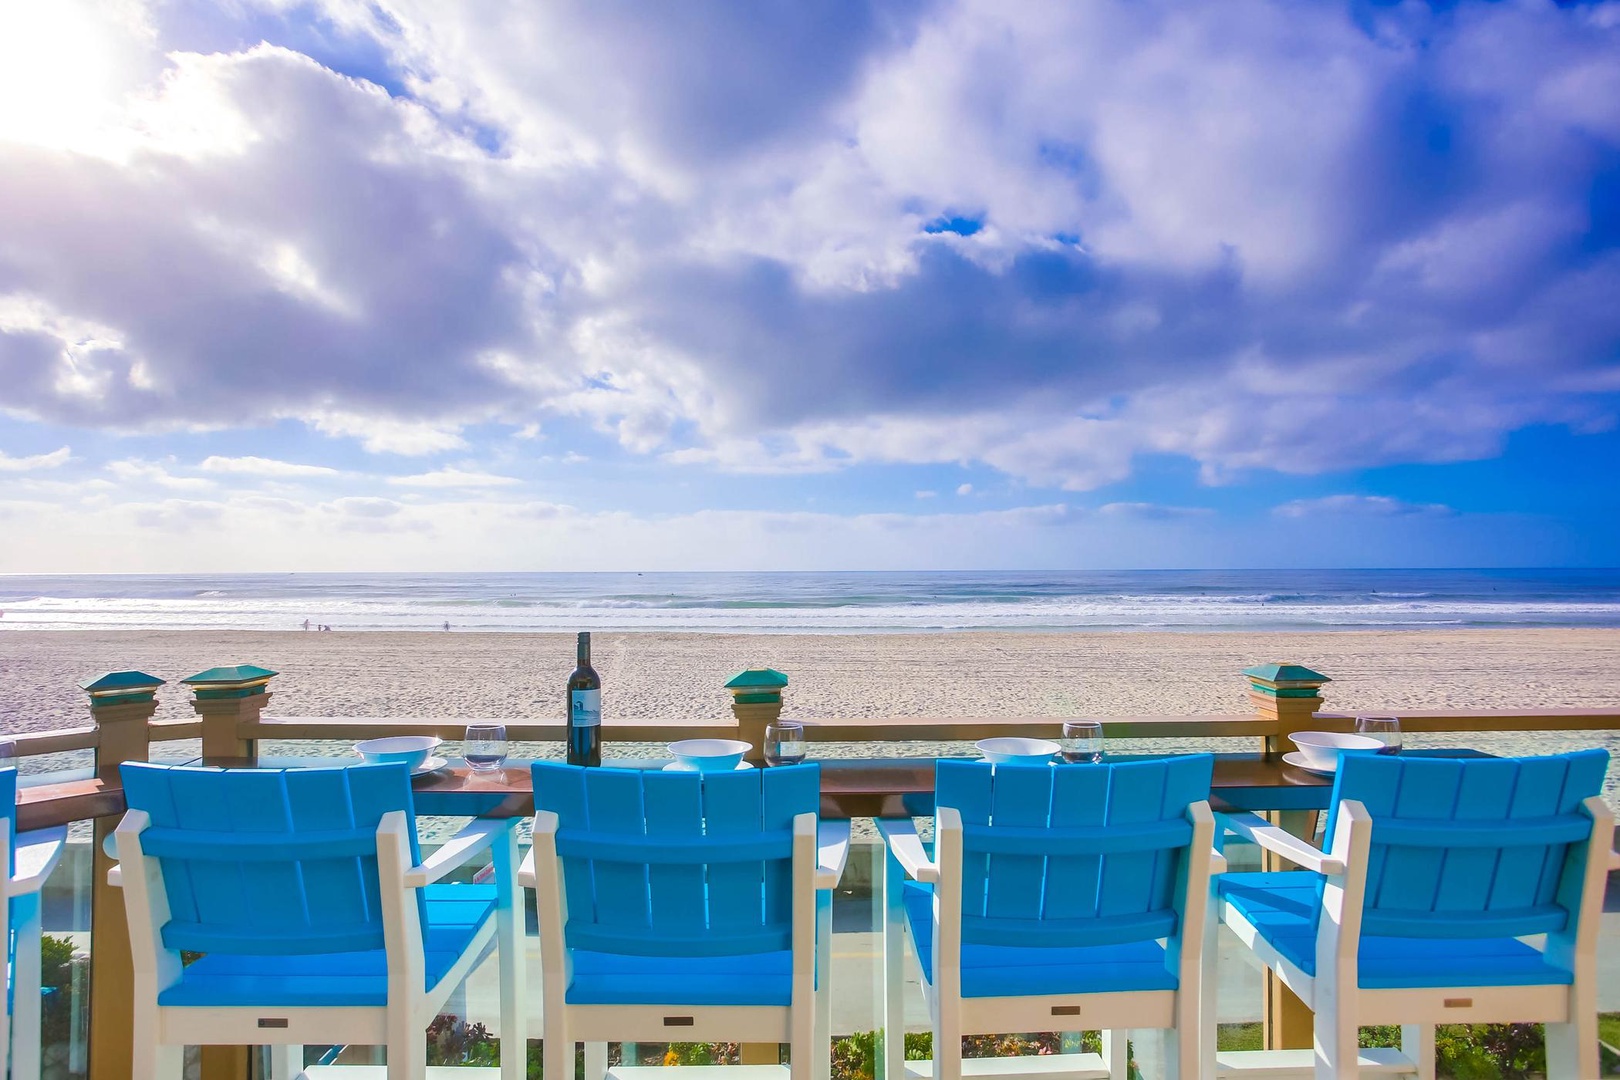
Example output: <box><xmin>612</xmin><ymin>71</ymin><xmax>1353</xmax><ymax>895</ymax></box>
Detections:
<box><xmin>1400</xmin><ymin>1024</ymin><xmax>1434</xmax><ymax>1080</ymax></box>
<box><xmin>388</xmin><ymin>1020</ymin><xmax>427</xmax><ymax>1078</ymax></box>
<box><xmin>929</xmin><ymin>1019</ymin><xmax>950</xmax><ymax>1080</ymax></box>
<box><xmin>544</xmin><ymin>1017</ymin><xmax>572</xmax><ymax>1080</ymax></box>
<box><xmin>1545</xmin><ymin>1017</ymin><xmax>1598</xmax><ymax>1080</ymax></box>
<box><xmin>1201</xmin><ymin>896</ymin><xmax>1221</xmax><ymax>1078</ymax></box>
<box><xmin>267</xmin><ymin>1044</ymin><xmax>302</xmax><ymax>1080</ymax></box>
<box><xmin>12</xmin><ymin>892</ymin><xmax>42</xmax><ymax>1080</ymax></box>
<box><xmin>130</xmin><ymin>1039</ymin><xmax>182</xmax><ymax>1080</ymax></box>
<box><xmin>1101</xmin><ymin>1030</ymin><xmax>1127</xmax><ymax>1080</ymax></box>
<box><xmin>791</xmin><ymin>994</ymin><xmax>815</xmax><ymax>1080</ymax></box>
<box><xmin>1312</xmin><ymin>1000</ymin><xmax>1357</xmax><ymax>1080</ymax></box>
<box><xmin>881</xmin><ymin>853</ymin><xmax>906</xmax><ymax>1080</ymax></box>
<box><xmin>585</xmin><ymin>1040</ymin><xmax>609</xmax><ymax>1080</ymax></box>
<box><xmin>496</xmin><ymin>828</ymin><xmax>527</xmax><ymax>1080</ymax></box>
<box><xmin>815</xmin><ymin>888</ymin><xmax>833</xmax><ymax>1080</ymax></box>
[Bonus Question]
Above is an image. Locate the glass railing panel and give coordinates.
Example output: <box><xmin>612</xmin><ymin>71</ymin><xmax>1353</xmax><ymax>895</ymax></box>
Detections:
<box><xmin>28</xmin><ymin>819</ymin><xmax>94</xmax><ymax>1080</ymax></box>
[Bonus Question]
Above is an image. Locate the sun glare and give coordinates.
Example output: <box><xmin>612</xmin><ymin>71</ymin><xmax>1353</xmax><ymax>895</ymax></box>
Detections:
<box><xmin>0</xmin><ymin>3</ymin><xmax>128</xmax><ymax>154</ymax></box>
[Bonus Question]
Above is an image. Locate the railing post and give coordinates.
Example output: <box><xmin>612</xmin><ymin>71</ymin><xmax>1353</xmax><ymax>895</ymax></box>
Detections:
<box><xmin>1244</xmin><ymin>663</ymin><xmax>1330</xmax><ymax>758</ymax></box>
<box><xmin>727</xmin><ymin>667</ymin><xmax>790</xmax><ymax>1067</ymax></box>
<box><xmin>81</xmin><ymin>670</ymin><xmax>163</xmax><ymax>1080</ymax></box>
<box><xmin>1244</xmin><ymin>662</ymin><xmax>1330</xmax><ymax>1052</ymax></box>
<box><xmin>182</xmin><ymin>666</ymin><xmax>274</xmax><ymax>1080</ymax></box>
<box><xmin>725</xmin><ymin>668</ymin><xmax>789</xmax><ymax>767</ymax></box>
<box><xmin>183</xmin><ymin>665</ymin><xmax>276</xmax><ymax>763</ymax></box>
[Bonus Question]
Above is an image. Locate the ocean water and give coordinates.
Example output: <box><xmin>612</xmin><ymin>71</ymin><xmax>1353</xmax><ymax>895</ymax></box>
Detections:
<box><xmin>1</xmin><ymin>568</ymin><xmax>1618</xmax><ymax>633</ymax></box>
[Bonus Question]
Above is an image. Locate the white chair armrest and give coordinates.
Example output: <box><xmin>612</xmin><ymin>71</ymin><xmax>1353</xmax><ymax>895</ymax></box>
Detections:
<box><xmin>403</xmin><ymin>818</ymin><xmax>512</xmax><ymax>888</ymax></box>
<box><xmin>876</xmin><ymin>818</ymin><xmax>939</xmax><ymax>884</ymax></box>
<box><xmin>517</xmin><ymin>845</ymin><xmax>537</xmax><ymax>890</ymax></box>
<box><xmin>10</xmin><ymin>827</ymin><xmax>67</xmax><ymax>896</ymax></box>
<box><xmin>816</xmin><ymin>819</ymin><xmax>851</xmax><ymax>890</ymax></box>
<box><xmin>1221</xmin><ymin>811</ymin><xmax>1344</xmax><ymax>875</ymax></box>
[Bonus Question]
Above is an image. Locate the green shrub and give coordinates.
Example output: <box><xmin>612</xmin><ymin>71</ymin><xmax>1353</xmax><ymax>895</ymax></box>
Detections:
<box><xmin>40</xmin><ymin>934</ymin><xmax>86</xmax><ymax>1051</ymax></box>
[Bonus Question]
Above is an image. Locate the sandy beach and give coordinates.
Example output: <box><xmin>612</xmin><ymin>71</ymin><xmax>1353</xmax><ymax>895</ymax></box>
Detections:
<box><xmin>4</xmin><ymin>627</ymin><xmax>1618</xmax><ymax>735</ymax></box>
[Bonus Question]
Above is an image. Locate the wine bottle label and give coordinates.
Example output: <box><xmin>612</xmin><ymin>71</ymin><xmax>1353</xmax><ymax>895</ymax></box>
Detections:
<box><xmin>570</xmin><ymin>688</ymin><xmax>601</xmax><ymax>727</ymax></box>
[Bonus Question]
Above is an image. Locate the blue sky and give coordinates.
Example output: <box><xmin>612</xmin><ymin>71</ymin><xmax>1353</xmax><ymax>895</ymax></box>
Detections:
<box><xmin>0</xmin><ymin>0</ymin><xmax>1617</xmax><ymax>572</ymax></box>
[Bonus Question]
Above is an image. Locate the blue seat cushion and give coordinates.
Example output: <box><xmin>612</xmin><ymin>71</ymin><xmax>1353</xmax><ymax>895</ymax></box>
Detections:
<box><xmin>567</xmin><ymin>949</ymin><xmax>791</xmax><ymax>1006</ymax></box>
<box><xmin>1219</xmin><ymin>872</ymin><xmax>1573</xmax><ymax>989</ymax></box>
<box><xmin>158</xmin><ymin>884</ymin><xmax>497</xmax><ymax>1007</ymax></box>
<box><xmin>903</xmin><ymin>882</ymin><xmax>1177</xmax><ymax>998</ymax></box>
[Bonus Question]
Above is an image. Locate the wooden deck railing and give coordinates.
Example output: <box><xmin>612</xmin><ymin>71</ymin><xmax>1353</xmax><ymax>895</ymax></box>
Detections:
<box><xmin>8</xmin><ymin>659</ymin><xmax>1620</xmax><ymax>1080</ymax></box>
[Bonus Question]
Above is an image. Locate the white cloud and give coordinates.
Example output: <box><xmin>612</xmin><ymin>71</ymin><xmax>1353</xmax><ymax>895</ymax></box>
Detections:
<box><xmin>956</xmin><ymin>483</ymin><xmax>973</xmax><ymax>496</ymax></box>
<box><xmin>0</xmin><ymin>490</ymin><xmax>1564</xmax><ymax>573</ymax></box>
<box><xmin>0</xmin><ymin>0</ymin><xmax>1615</xmax><ymax>503</ymax></box>
<box><xmin>1273</xmin><ymin>495</ymin><xmax>1454</xmax><ymax>519</ymax></box>
<box><xmin>387</xmin><ymin>467</ymin><xmax>521</xmax><ymax>488</ymax></box>
<box><xmin>1099</xmin><ymin>502</ymin><xmax>1214</xmax><ymax>520</ymax></box>
<box><xmin>0</xmin><ymin>446</ymin><xmax>71</xmax><ymax>472</ymax></box>
<box><xmin>106</xmin><ymin>459</ymin><xmax>214</xmax><ymax>490</ymax></box>
<box><xmin>308</xmin><ymin>413</ymin><xmax>473</xmax><ymax>456</ymax></box>
<box><xmin>199</xmin><ymin>455</ymin><xmax>339</xmax><ymax>477</ymax></box>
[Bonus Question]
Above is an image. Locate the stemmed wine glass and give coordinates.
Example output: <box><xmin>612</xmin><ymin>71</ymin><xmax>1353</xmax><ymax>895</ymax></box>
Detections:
<box><xmin>1059</xmin><ymin>720</ymin><xmax>1104</xmax><ymax>764</ymax></box>
<box><xmin>464</xmin><ymin>723</ymin><xmax>509</xmax><ymax>771</ymax></box>
<box><xmin>1355</xmin><ymin>715</ymin><xmax>1402</xmax><ymax>755</ymax></box>
<box><xmin>764</xmin><ymin>721</ymin><xmax>807</xmax><ymax>767</ymax></box>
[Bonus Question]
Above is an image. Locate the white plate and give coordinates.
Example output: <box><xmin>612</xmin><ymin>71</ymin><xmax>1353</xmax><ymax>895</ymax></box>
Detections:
<box><xmin>412</xmin><ymin>756</ymin><xmax>449</xmax><ymax>776</ymax></box>
<box><xmin>1282</xmin><ymin>751</ymin><xmax>1335</xmax><ymax>777</ymax></box>
<box><xmin>663</xmin><ymin>760</ymin><xmax>755</xmax><ymax>772</ymax></box>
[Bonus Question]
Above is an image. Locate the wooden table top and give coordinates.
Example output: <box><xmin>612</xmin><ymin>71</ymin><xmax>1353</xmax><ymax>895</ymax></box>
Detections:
<box><xmin>20</xmin><ymin>750</ymin><xmax>1483</xmax><ymax>830</ymax></box>
<box><xmin>405</xmin><ymin>752</ymin><xmax>1346</xmax><ymax>818</ymax></box>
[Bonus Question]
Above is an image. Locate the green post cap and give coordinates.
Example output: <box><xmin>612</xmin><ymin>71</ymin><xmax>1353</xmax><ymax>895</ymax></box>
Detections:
<box><xmin>725</xmin><ymin>667</ymin><xmax>788</xmax><ymax>705</ymax></box>
<box><xmin>182</xmin><ymin>665</ymin><xmax>277</xmax><ymax>700</ymax></box>
<box><xmin>1243</xmin><ymin>663</ymin><xmax>1331</xmax><ymax>698</ymax></box>
<box><xmin>79</xmin><ymin>670</ymin><xmax>165</xmax><ymax>706</ymax></box>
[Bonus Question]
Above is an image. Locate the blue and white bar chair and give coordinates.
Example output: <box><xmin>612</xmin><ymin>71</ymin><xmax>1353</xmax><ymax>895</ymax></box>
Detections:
<box><xmin>111</xmin><ymin>762</ymin><xmax>525</xmax><ymax>1080</ymax></box>
<box><xmin>3</xmin><ymin>766</ymin><xmax>68</xmax><ymax>1080</ymax></box>
<box><xmin>1214</xmin><ymin>749</ymin><xmax>1615</xmax><ymax>1080</ymax></box>
<box><xmin>520</xmin><ymin>761</ymin><xmax>849</xmax><ymax>1080</ymax></box>
<box><xmin>879</xmin><ymin>755</ymin><xmax>1222</xmax><ymax>1080</ymax></box>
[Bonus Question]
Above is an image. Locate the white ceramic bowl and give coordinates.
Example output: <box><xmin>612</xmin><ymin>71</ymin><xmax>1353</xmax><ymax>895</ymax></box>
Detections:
<box><xmin>976</xmin><ymin>737</ymin><xmax>1060</xmax><ymax>765</ymax></box>
<box><xmin>1289</xmin><ymin>730</ymin><xmax>1382</xmax><ymax>771</ymax></box>
<box><xmin>353</xmin><ymin>735</ymin><xmax>442</xmax><ymax>773</ymax></box>
<box><xmin>668</xmin><ymin>738</ymin><xmax>752</xmax><ymax>772</ymax></box>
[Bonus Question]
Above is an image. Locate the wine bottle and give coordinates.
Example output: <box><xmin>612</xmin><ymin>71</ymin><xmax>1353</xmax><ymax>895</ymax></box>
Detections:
<box><xmin>567</xmin><ymin>631</ymin><xmax>601</xmax><ymax>766</ymax></box>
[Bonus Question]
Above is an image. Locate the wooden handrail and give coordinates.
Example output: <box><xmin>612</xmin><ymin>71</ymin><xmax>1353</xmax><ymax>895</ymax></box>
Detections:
<box><xmin>1313</xmin><ymin>708</ymin><xmax>1620</xmax><ymax>732</ymax></box>
<box><xmin>249</xmin><ymin>712</ymin><xmax>1271</xmax><ymax>741</ymax></box>
<box><xmin>148</xmin><ymin>719</ymin><xmax>202</xmax><ymax>741</ymax></box>
<box><xmin>246</xmin><ymin>708</ymin><xmax>1620</xmax><ymax>742</ymax></box>
<box><xmin>7</xmin><ymin>727</ymin><xmax>99</xmax><ymax>756</ymax></box>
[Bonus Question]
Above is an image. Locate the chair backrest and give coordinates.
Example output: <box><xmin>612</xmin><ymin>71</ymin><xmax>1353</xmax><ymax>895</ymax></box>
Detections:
<box><xmin>1330</xmin><ymin>750</ymin><xmax>1610</xmax><ymax>938</ymax></box>
<box><xmin>532</xmin><ymin>761</ymin><xmax>819</xmax><ymax>957</ymax></box>
<box><xmin>935</xmin><ymin>754</ymin><xmax>1214</xmax><ymax>949</ymax></box>
<box><xmin>120</xmin><ymin>762</ymin><xmax>419</xmax><ymax>955</ymax></box>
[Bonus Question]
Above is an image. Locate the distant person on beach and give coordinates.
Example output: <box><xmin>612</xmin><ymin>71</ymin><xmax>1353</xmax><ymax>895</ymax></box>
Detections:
<box><xmin>302</xmin><ymin>619</ymin><xmax>311</xmax><ymax>631</ymax></box>
<box><xmin>443</xmin><ymin>620</ymin><xmax>450</xmax><ymax>632</ymax></box>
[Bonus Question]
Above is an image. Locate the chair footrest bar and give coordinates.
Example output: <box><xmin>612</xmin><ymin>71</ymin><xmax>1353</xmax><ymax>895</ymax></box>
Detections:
<box><xmin>903</xmin><ymin>1054</ymin><xmax>1109</xmax><ymax>1080</ymax></box>
<box><xmin>300</xmin><ymin>1068</ymin><xmax>503</xmax><ymax>1078</ymax></box>
<box><xmin>610</xmin><ymin>1067</ymin><xmax>789</xmax><ymax>1080</ymax></box>
<box><xmin>1215</xmin><ymin>1048</ymin><xmax>1418</xmax><ymax>1077</ymax></box>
